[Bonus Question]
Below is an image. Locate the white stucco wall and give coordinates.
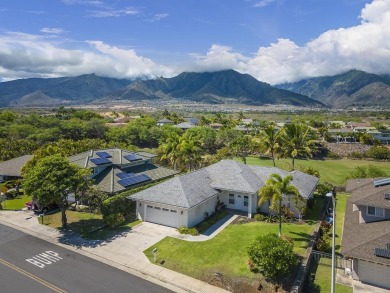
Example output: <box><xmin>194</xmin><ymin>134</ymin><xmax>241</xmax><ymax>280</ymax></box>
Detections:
<box><xmin>219</xmin><ymin>191</ymin><xmax>257</xmax><ymax>215</ymax></box>
<box><xmin>187</xmin><ymin>195</ymin><xmax>219</xmax><ymax>227</ymax></box>
<box><xmin>258</xmin><ymin>196</ymin><xmax>306</xmax><ymax>218</ymax></box>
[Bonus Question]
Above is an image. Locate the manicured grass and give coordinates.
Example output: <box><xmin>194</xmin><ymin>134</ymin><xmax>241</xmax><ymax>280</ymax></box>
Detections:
<box><xmin>244</xmin><ymin>157</ymin><xmax>390</xmax><ymax>185</ymax></box>
<box><xmin>0</xmin><ymin>194</ymin><xmax>31</xmax><ymax>210</ymax></box>
<box><xmin>144</xmin><ymin>221</ymin><xmax>316</xmax><ymax>280</ymax></box>
<box><xmin>334</xmin><ymin>193</ymin><xmax>350</xmax><ymax>254</ymax></box>
<box><xmin>306</xmin><ymin>259</ymin><xmax>353</xmax><ymax>293</ymax></box>
<box><xmin>43</xmin><ymin>210</ymin><xmax>142</xmax><ymax>240</ymax></box>
<box><xmin>42</xmin><ymin>210</ymin><xmax>104</xmax><ymax>237</ymax></box>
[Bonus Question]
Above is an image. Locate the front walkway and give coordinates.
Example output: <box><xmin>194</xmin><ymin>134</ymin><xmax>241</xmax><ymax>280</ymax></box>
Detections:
<box><xmin>0</xmin><ymin>210</ymin><xmax>229</xmax><ymax>293</ymax></box>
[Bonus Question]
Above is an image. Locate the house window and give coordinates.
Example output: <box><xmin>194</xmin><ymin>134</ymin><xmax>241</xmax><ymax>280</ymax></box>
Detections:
<box><xmin>229</xmin><ymin>194</ymin><xmax>235</xmax><ymax>205</ymax></box>
<box><xmin>367</xmin><ymin>206</ymin><xmax>384</xmax><ymax>217</ymax></box>
<box><xmin>93</xmin><ymin>167</ymin><xmax>99</xmax><ymax>174</ymax></box>
<box><xmin>244</xmin><ymin>196</ymin><xmax>249</xmax><ymax>207</ymax></box>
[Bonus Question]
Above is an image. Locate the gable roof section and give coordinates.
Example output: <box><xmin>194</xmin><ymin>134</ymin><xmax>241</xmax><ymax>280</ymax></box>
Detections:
<box><xmin>0</xmin><ymin>155</ymin><xmax>33</xmax><ymax>177</ymax></box>
<box><xmin>130</xmin><ymin>160</ymin><xmax>319</xmax><ymax>208</ymax></box>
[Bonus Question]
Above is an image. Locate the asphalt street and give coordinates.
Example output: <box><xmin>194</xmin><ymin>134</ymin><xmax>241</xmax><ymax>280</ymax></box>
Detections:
<box><xmin>0</xmin><ymin>223</ymin><xmax>172</xmax><ymax>293</ymax></box>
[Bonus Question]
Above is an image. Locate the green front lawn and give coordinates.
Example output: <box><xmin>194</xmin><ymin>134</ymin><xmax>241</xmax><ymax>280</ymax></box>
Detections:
<box><xmin>244</xmin><ymin>157</ymin><xmax>390</xmax><ymax>185</ymax></box>
<box><xmin>1</xmin><ymin>194</ymin><xmax>31</xmax><ymax>210</ymax></box>
<box><xmin>42</xmin><ymin>210</ymin><xmax>142</xmax><ymax>240</ymax></box>
<box><xmin>144</xmin><ymin>221</ymin><xmax>316</xmax><ymax>280</ymax></box>
<box><xmin>306</xmin><ymin>259</ymin><xmax>353</xmax><ymax>293</ymax></box>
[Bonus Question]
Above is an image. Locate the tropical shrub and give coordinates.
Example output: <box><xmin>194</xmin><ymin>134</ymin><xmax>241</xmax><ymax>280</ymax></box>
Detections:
<box><xmin>104</xmin><ymin>213</ymin><xmax>125</xmax><ymax>228</ymax></box>
<box><xmin>366</xmin><ymin>146</ymin><xmax>390</xmax><ymax>160</ymax></box>
<box><xmin>178</xmin><ymin>227</ymin><xmax>199</xmax><ymax>236</ymax></box>
<box><xmin>247</xmin><ymin>233</ymin><xmax>298</xmax><ymax>279</ymax></box>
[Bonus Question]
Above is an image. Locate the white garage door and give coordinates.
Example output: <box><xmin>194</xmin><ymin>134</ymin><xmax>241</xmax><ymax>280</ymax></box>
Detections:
<box><xmin>359</xmin><ymin>260</ymin><xmax>390</xmax><ymax>289</ymax></box>
<box><xmin>145</xmin><ymin>205</ymin><xmax>178</xmax><ymax>228</ymax></box>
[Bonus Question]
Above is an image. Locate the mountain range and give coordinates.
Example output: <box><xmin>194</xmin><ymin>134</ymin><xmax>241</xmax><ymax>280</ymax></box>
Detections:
<box><xmin>276</xmin><ymin>70</ymin><xmax>390</xmax><ymax>108</ymax></box>
<box><xmin>0</xmin><ymin>69</ymin><xmax>389</xmax><ymax>108</ymax></box>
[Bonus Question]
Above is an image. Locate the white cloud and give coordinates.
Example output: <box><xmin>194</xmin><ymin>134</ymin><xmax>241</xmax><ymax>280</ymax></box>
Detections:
<box><xmin>193</xmin><ymin>0</ymin><xmax>390</xmax><ymax>84</ymax></box>
<box><xmin>40</xmin><ymin>27</ymin><xmax>64</xmax><ymax>34</ymax></box>
<box><xmin>0</xmin><ymin>32</ymin><xmax>173</xmax><ymax>81</ymax></box>
<box><xmin>253</xmin><ymin>0</ymin><xmax>276</xmax><ymax>8</ymax></box>
<box><xmin>88</xmin><ymin>7</ymin><xmax>139</xmax><ymax>17</ymax></box>
<box><xmin>146</xmin><ymin>13</ymin><xmax>169</xmax><ymax>22</ymax></box>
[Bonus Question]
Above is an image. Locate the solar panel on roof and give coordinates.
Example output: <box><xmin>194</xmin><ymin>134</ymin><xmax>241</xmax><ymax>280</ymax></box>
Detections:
<box><xmin>117</xmin><ymin>172</ymin><xmax>136</xmax><ymax>179</ymax></box>
<box><xmin>96</xmin><ymin>151</ymin><xmax>112</xmax><ymax>158</ymax></box>
<box><xmin>117</xmin><ymin>174</ymin><xmax>152</xmax><ymax>187</ymax></box>
<box><xmin>374</xmin><ymin>178</ymin><xmax>390</xmax><ymax>187</ymax></box>
<box><xmin>374</xmin><ymin>247</ymin><xmax>390</xmax><ymax>259</ymax></box>
<box><xmin>124</xmin><ymin>154</ymin><xmax>142</xmax><ymax>162</ymax></box>
<box><xmin>90</xmin><ymin>157</ymin><xmax>111</xmax><ymax>165</ymax></box>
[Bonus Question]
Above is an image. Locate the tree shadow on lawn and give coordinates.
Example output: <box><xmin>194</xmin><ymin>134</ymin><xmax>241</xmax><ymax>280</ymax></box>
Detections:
<box><xmin>288</xmin><ymin>231</ymin><xmax>314</xmax><ymax>250</ymax></box>
<box><xmin>56</xmin><ymin>219</ymin><xmax>134</xmax><ymax>248</ymax></box>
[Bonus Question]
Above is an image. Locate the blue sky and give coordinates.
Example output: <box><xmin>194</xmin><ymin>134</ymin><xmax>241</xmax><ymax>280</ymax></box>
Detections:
<box><xmin>0</xmin><ymin>0</ymin><xmax>389</xmax><ymax>84</ymax></box>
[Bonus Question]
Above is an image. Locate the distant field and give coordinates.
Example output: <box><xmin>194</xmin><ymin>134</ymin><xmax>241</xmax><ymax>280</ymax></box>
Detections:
<box><xmin>244</xmin><ymin>157</ymin><xmax>390</xmax><ymax>185</ymax></box>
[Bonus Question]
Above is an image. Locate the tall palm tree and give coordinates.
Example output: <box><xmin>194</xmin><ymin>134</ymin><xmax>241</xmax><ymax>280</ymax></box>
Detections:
<box><xmin>178</xmin><ymin>136</ymin><xmax>203</xmax><ymax>171</ymax></box>
<box><xmin>258</xmin><ymin>174</ymin><xmax>302</xmax><ymax>237</ymax></box>
<box><xmin>280</xmin><ymin>123</ymin><xmax>314</xmax><ymax>170</ymax></box>
<box><xmin>159</xmin><ymin>132</ymin><xmax>181</xmax><ymax>170</ymax></box>
<box><xmin>258</xmin><ymin>124</ymin><xmax>281</xmax><ymax>167</ymax></box>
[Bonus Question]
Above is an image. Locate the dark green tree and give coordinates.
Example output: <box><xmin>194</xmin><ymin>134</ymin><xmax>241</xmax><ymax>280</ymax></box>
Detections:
<box><xmin>23</xmin><ymin>155</ymin><xmax>91</xmax><ymax>228</ymax></box>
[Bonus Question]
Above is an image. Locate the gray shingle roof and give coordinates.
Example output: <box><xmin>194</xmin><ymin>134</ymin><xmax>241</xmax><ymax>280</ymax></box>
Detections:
<box><xmin>130</xmin><ymin>160</ymin><xmax>319</xmax><ymax>208</ymax></box>
<box><xmin>346</xmin><ymin>178</ymin><xmax>390</xmax><ymax>209</ymax></box>
<box><xmin>174</xmin><ymin>122</ymin><xmax>195</xmax><ymax>129</ymax></box>
<box><xmin>0</xmin><ymin>155</ymin><xmax>33</xmax><ymax>177</ymax></box>
<box><xmin>341</xmin><ymin>199</ymin><xmax>390</xmax><ymax>265</ymax></box>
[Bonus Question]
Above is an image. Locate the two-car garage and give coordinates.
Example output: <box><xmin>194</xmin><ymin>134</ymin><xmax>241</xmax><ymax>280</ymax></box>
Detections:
<box><xmin>144</xmin><ymin>205</ymin><xmax>179</xmax><ymax>228</ymax></box>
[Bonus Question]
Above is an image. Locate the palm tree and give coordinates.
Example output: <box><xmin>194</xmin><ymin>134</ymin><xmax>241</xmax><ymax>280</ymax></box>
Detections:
<box><xmin>159</xmin><ymin>132</ymin><xmax>181</xmax><ymax>170</ymax></box>
<box><xmin>258</xmin><ymin>174</ymin><xmax>302</xmax><ymax>237</ymax></box>
<box><xmin>178</xmin><ymin>136</ymin><xmax>203</xmax><ymax>171</ymax></box>
<box><xmin>280</xmin><ymin>123</ymin><xmax>314</xmax><ymax>170</ymax></box>
<box><xmin>258</xmin><ymin>124</ymin><xmax>281</xmax><ymax>167</ymax></box>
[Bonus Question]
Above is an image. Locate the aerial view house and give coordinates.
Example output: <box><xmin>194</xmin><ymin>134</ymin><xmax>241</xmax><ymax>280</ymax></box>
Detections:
<box><xmin>0</xmin><ymin>155</ymin><xmax>33</xmax><ymax>183</ymax></box>
<box><xmin>69</xmin><ymin>149</ymin><xmax>178</xmax><ymax>194</ymax></box>
<box><xmin>341</xmin><ymin>178</ymin><xmax>390</xmax><ymax>290</ymax></box>
<box><xmin>130</xmin><ymin>160</ymin><xmax>319</xmax><ymax>228</ymax></box>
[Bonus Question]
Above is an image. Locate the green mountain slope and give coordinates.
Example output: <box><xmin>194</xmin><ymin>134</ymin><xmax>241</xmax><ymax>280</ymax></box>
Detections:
<box><xmin>277</xmin><ymin>70</ymin><xmax>390</xmax><ymax>108</ymax></box>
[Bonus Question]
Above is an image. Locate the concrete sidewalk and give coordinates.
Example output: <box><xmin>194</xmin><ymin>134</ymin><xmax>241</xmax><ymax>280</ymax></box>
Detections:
<box><xmin>0</xmin><ymin>210</ymin><xmax>229</xmax><ymax>293</ymax></box>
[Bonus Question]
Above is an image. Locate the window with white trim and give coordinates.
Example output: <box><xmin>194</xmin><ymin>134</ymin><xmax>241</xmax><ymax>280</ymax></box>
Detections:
<box><xmin>244</xmin><ymin>196</ymin><xmax>249</xmax><ymax>207</ymax></box>
<box><xmin>367</xmin><ymin>206</ymin><xmax>384</xmax><ymax>217</ymax></box>
<box><xmin>229</xmin><ymin>194</ymin><xmax>235</xmax><ymax>205</ymax></box>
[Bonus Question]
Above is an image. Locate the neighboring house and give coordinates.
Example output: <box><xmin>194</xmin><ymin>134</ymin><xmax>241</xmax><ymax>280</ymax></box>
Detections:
<box><xmin>327</xmin><ymin>128</ymin><xmax>357</xmax><ymax>143</ymax></box>
<box><xmin>341</xmin><ymin>178</ymin><xmax>390</xmax><ymax>290</ymax></box>
<box><xmin>157</xmin><ymin>119</ymin><xmax>174</xmax><ymax>127</ymax></box>
<box><xmin>69</xmin><ymin>149</ymin><xmax>178</xmax><ymax>194</ymax></box>
<box><xmin>174</xmin><ymin>122</ymin><xmax>195</xmax><ymax>131</ymax></box>
<box><xmin>327</xmin><ymin>120</ymin><xmax>346</xmax><ymax>128</ymax></box>
<box><xmin>209</xmin><ymin>123</ymin><xmax>223</xmax><ymax>130</ymax></box>
<box><xmin>0</xmin><ymin>155</ymin><xmax>33</xmax><ymax>183</ymax></box>
<box><xmin>373</xmin><ymin>130</ymin><xmax>390</xmax><ymax>144</ymax></box>
<box><xmin>183</xmin><ymin>117</ymin><xmax>199</xmax><ymax>125</ymax></box>
<box><xmin>130</xmin><ymin>160</ymin><xmax>319</xmax><ymax>228</ymax></box>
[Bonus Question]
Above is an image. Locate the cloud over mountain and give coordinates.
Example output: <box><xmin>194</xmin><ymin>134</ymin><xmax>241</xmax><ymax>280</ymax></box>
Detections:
<box><xmin>0</xmin><ymin>0</ymin><xmax>389</xmax><ymax>84</ymax></box>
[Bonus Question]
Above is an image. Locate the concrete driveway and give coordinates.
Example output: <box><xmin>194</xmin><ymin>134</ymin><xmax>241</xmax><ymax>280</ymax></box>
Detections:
<box><xmin>353</xmin><ymin>281</ymin><xmax>390</xmax><ymax>293</ymax></box>
<box><xmin>82</xmin><ymin>221</ymin><xmax>180</xmax><ymax>268</ymax></box>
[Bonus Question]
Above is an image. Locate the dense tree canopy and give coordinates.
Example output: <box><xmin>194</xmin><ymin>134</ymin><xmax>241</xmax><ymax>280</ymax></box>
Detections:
<box><xmin>23</xmin><ymin>155</ymin><xmax>91</xmax><ymax>228</ymax></box>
